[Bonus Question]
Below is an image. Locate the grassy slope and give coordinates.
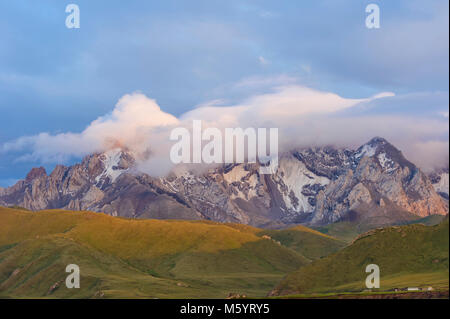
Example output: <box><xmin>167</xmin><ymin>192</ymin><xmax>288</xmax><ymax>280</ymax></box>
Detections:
<box><xmin>314</xmin><ymin>222</ymin><xmax>361</xmax><ymax>243</ymax></box>
<box><xmin>258</xmin><ymin>225</ymin><xmax>346</xmax><ymax>261</ymax></box>
<box><xmin>314</xmin><ymin>215</ymin><xmax>447</xmax><ymax>243</ymax></box>
<box><xmin>0</xmin><ymin>206</ymin><xmax>342</xmax><ymax>298</ymax></box>
<box><xmin>273</xmin><ymin>218</ymin><xmax>449</xmax><ymax>296</ymax></box>
<box><xmin>400</xmin><ymin>214</ymin><xmax>447</xmax><ymax>226</ymax></box>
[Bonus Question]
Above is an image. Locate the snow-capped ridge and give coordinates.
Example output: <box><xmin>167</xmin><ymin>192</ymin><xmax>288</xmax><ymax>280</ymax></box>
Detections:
<box><xmin>1</xmin><ymin>137</ymin><xmax>447</xmax><ymax>228</ymax></box>
<box><xmin>95</xmin><ymin>148</ymin><xmax>135</xmax><ymax>186</ymax></box>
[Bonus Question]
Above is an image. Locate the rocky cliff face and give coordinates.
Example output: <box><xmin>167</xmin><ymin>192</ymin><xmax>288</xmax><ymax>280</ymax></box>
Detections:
<box><xmin>0</xmin><ymin>138</ymin><xmax>448</xmax><ymax>228</ymax></box>
<box><xmin>429</xmin><ymin>168</ymin><xmax>449</xmax><ymax>200</ymax></box>
<box><xmin>310</xmin><ymin>138</ymin><xmax>448</xmax><ymax>226</ymax></box>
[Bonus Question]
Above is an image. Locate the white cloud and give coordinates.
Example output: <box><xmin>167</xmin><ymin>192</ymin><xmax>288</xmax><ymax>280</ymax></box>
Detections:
<box><xmin>2</xmin><ymin>93</ymin><xmax>179</xmax><ymax>167</ymax></box>
<box><xmin>183</xmin><ymin>85</ymin><xmax>394</xmax><ymax>123</ymax></box>
<box><xmin>1</xmin><ymin>84</ymin><xmax>448</xmax><ymax>175</ymax></box>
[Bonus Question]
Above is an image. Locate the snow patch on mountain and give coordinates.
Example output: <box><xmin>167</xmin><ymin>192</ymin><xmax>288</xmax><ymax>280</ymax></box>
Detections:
<box><xmin>95</xmin><ymin>148</ymin><xmax>128</xmax><ymax>185</ymax></box>
<box><xmin>355</xmin><ymin>144</ymin><xmax>376</xmax><ymax>159</ymax></box>
<box><xmin>274</xmin><ymin>156</ymin><xmax>330</xmax><ymax>213</ymax></box>
<box><xmin>377</xmin><ymin>152</ymin><xmax>397</xmax><ymax>173</ymax></box>
<box><xmin>223</xmin><ymin>166</ymin><xmax>260</xmax><ymax>201</ymax></box>
<box><xmin>433</xmin><ymin>172</ymin><xmax>449</xmax><ymax>197</ymax></box>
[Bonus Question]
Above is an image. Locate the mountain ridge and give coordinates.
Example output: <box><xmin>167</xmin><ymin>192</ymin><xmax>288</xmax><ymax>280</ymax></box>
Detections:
<box><xmin>0</xmin><ymin>137</ymin><xmax>448</xmax><ymax>228</ymax></box>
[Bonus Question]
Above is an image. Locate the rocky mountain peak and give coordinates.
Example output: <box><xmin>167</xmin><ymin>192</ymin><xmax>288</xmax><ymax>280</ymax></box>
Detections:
<box><xmin>292</xmin><ymin>146</ymin><xmax>353</xmax><ymax>180</ymax></box>
<box><xmin>87</xmin><ymin>148</ymin><xmax>136</xmax><ymax>187</ymax></box>
<box><xmin>355</xmin><ymin>137</ymin><xmax>416</xmax><ymax>173</ymax></box>
<box><xmin>1</xmin><ymin>138</ymin><xmax>448</xmax><ymax>228</ymax></box>
<box><xmin>355</xmin><ymin>137</ymin><xmax>388</xmax><ymax>158</ymax></box>
<box><xmin>367</xmin><ymin>136</ymin><xmax>388</xmax><ymax>146</ymax></box>
<box><xmin>25</xmin><ymin>167</ymin><xmax>47</xmax><ymax>183</ymax></box>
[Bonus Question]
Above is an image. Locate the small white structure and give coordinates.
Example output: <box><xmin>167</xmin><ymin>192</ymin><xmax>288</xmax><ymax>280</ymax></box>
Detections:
<box><xmin>407</xmin><ymin>287</ymin><xmax>420</xmax><ymax>291</ymax></box>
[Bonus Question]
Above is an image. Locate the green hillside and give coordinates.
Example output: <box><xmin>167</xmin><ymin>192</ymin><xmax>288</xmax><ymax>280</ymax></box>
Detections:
<box><xmin>258</xmin><ymin>225</ymin><xmax>346</xmax><ymax>261</ymax></box>
<box><xmin>272</xmin><ymin>218</ymin><xmax>449</xmax><ymax>296</ymax></box>
<box><xmin>314</xmin><ymin>214</ymin><xmax>447</xmax><ymax>243</ymax></box>
<box><xmin>400</xmin><ymin>214</ymin><xmax>447</xmax><ymax>226</ymax></box>
<box><xmin>0</xmin><ymin>206</ymin><xmax>341</xmax><ymax>298</ymax></box>
<box><xmin>314</xmin><ymin>221</ymin><xmax>362</xmax><ymax>243</ymax></box>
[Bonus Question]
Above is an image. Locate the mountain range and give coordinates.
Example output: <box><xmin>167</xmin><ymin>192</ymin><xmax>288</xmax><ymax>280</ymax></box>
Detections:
<box><xmin>0</xmin><ymin>137</ymin><xmax>448</xmax><ymax>229</ymax></box>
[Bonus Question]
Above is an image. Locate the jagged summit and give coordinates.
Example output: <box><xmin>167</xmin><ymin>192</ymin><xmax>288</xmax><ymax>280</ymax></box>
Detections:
<box><xmin>356</xmin><ymin>137</ymin><xmax>392</xmax><ymax>157</ymax></box>
<box><xmin>0</xmin><ymin>138</ymin><xmax>448</xmax><ymax>228</ymax></box>
<box><xmin>91</xmin><ymin>148</ymin><xmax>135</xmax><ymax>187</ymax></box>
<box><xmin>367</xmin><ymin>136</ymin><xmax>389</xmax><ymax>145</ymax></box>
<box><xmin>25</xmin><ymin>167</ymin><xmax>47</xmax><ymax>183</ymax></box>
<box><xmin>355</xmin><ymin>137</ymin><xmax>416</xmax><ymax>172</ymax></box>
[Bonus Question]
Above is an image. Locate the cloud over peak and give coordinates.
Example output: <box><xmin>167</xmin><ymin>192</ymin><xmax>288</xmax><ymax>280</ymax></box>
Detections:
<box><xmin>1</xmin><ymin>84</ymin><xmax>448</xmax><ymax>175</ymax></box>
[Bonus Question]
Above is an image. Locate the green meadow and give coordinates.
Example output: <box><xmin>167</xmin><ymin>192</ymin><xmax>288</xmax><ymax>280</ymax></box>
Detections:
<box><xmin>0</xmin><ymin>206</ymin><xmax>447</xmax><ymax>298</ymax></box>
<box><xmin>273</xmin><ymin>218</ymin><xmax>449</xmax><ymax>296</ymax></box>
<box><xmin>0</xmin><ymin>206</ymin><xmax>339</xmax><ymax>298</ymax></box>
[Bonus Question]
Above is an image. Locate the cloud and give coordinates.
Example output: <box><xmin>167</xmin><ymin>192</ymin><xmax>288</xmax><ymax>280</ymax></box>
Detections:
<box><xmin>182</xmin><ymin>85</ymin><xmax>395</xmax><ymax>126</ymax></box>
<box><xmin>2</xmin><ymin>93</ymin><xmax>179</xmax><ymax>166</ymax></box>
<box><xmin>407</xmin><ymin>140</ymin><xmax>449</xmax><ymax>172</ymax></box>
<box><xmin>1</xmin><ymin>84</ymin><xmax>448</xmax><ymax>176</ymax></box>
<box><xmin>181</xmin><ymin>86</ymin><xmax>447</xmax><ymax>171</ymax></box>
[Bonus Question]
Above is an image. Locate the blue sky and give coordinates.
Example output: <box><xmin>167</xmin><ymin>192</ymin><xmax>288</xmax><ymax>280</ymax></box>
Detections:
<box><xmin>0</xmin><ymin>0</ymin><xmax>448</xmax><ymax>186</ymax></box>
